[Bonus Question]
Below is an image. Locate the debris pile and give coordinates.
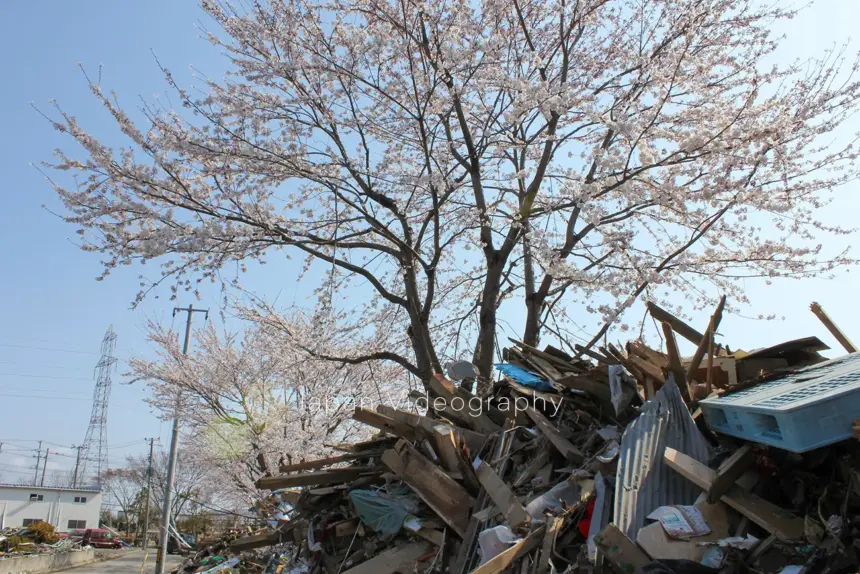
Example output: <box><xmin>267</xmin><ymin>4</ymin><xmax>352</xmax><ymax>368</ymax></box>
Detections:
<box><xmin>0</xmin><ymin>522</ymin><xmax>82</xmax><ymax>557</ymax></box>
<box><xmin>172</xmin><ymin>300</ymin><xmax>860</xmax><ymax>574</ymax></box>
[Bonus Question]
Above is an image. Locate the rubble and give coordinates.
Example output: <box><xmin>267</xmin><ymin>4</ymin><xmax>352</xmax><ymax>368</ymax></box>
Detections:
<box><xmin>170</xmin><ymin>299</ymin><xmax>860</xmax><ymax>574</ymax></box>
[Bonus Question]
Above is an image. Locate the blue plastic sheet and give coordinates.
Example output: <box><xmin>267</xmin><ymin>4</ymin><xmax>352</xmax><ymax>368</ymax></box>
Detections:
<box><xmin>348</xmin><ymin>489</ymin><xmax>420</xmax><ymax>537</ymax></box>
<box><xmin>494</xmin><ymin>363</ymin><xmax>554</xmax><ymax>391</ymax></box>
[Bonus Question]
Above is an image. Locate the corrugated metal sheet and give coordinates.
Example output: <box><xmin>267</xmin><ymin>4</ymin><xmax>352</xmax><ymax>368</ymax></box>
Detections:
<box><xmin>613</xmin><ymin>377</ymin><xmax>712</xmax><ymax>538</ymax></box>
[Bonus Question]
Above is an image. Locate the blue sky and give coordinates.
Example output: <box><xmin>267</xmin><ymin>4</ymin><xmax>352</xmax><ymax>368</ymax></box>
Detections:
<box><xmin>1</xmin><ymin>0</ymin><xmax>859</xmax><ymax>485</ymax></box>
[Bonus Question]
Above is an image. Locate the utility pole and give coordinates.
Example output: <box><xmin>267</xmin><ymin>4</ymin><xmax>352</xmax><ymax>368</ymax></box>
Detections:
<box><xmin>40</xmin><ymin>449</ymin><xmax>49</xmax><ymax>486</ymax></box>
<box><xmin>71</xmin><ymin>446</ymin><xmax>84</xmax><ymax>488</ymax></box>
<box><xmin>142</xmin><ymin>437</ymin><xmax>156</xmax><ymax>551</ymax></box>
<box><xmin>33</xmin><ymin>441</ymin><xmax>42</xmax><ymax>486</ymax></box>
<box><xmin>156</xmin><ymin>304</ymin><xmax>207</xmax><ymax>574</ymax></box>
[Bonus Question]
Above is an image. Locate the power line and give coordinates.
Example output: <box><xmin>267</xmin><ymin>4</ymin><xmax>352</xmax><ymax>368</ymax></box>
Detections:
<box><xmin>0</xmin><ymin>343</ymin><xmax>101</xmax><ymax>355</ymax></box>
<box><xmin>0</xmin><ymin>372</ymin><xmax>96</xmax><ymax>381</ymax></box>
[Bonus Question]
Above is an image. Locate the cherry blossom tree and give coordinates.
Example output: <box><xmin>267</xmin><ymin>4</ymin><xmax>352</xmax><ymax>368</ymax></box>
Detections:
<box><xmin>42</xmin><ymin>0</ymin><xmax>860</xmax><ymax>390</ymax></box>
<box><xmin>129</xmin><ymin>312</ymin><xmax>404</xmax><ymax>496</ymax></box>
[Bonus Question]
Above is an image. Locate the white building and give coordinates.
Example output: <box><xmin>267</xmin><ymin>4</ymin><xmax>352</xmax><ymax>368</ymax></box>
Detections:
<box><xmin>0</xmin><ymin>485</ymin><xmax>102</xmax><ymax>532</ymax></box>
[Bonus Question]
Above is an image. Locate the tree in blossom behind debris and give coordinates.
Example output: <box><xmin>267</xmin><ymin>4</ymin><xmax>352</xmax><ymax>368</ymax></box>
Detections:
<box><xmin>128</xmin><ymin>310</ymin><xmax>407</xmax><ymax>496</ymax></box>
<box><xmin>42</xmin><ymin>0</ymin><xmax>860</xmax><ymax>390</ymax></box>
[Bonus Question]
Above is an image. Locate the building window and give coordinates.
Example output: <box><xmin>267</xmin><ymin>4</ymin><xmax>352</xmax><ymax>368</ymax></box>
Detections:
<box><xmin>73</xmin><ymin>496</ymin><xmax>87</xmax><ymax>504</ymax></box>
<box><xmin>22</xmin><ymin>518</ymin><xmax>41</xmax><ymax>526</ymax></box>
<box><xmin>29</xmin><ymin>494</ymin><xmax>44</xmax><ymax>501</ymax></box>
<box><xmin>67</xmin><ymin>519</ymin><xmax>87</xmax><ymax>529</ymax></box>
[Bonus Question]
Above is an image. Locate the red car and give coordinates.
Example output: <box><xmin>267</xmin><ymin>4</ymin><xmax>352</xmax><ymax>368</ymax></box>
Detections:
<box><xmin>81</xmin><ymin>529</ymin><xmax>122</xmax><ymax>549</ymax></box>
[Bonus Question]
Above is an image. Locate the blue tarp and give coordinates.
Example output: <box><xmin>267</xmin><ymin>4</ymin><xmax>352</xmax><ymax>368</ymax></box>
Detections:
<box><xmin>494</xmin><ymin>363</ymin><xmax>554</xmax><ymax>391</ymax></box>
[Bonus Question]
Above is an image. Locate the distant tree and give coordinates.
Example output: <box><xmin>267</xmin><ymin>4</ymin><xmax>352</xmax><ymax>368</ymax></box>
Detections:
<box><xmin>122</xmin><ymin>452</ymin><xmax>211</xmax><ymax>523</ymax></box>
<box><xmin>101</xmin><ymin>468</ymin><xmax>141</xmax><ymax>538</ymax></box>
<box><xmin>129</xmin><ymin>316</ymin><xmax>402</xmax><ymax>498</ymax></box>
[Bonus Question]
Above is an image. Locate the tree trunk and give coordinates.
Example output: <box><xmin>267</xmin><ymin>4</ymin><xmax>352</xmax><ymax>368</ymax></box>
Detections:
<box><xmin>473</xmin><ymin>260</ymin><xmax>505</xmax><ymax>393</ymax></box>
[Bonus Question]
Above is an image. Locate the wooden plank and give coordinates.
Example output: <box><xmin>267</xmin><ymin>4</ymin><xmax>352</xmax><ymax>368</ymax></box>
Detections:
<box><xmin>353</xmin><ymin>408</ymin><xmax>419</xmax><ymax>441</ymax></box>
<box><xmin>229</xmin><ymin>530</ymin><xmax>283</xmax><ymax>551</ymax></box>
<box><xmin>381</xmin><ymin>406</ymin><xmax>489</xmax><ymax>454</ymax></box>
<box><xmin>513</xmin><ymin>446</ymin><xmax>550</xmax><ymax>488</ymax></box>
<box><xmin>278</xmin><ymin>451</ymin><xmax>383</xmax><ymax>473</ymax></box>
<box><xmin>594</xmin><ymin>524</ymin><xmax>651</xmax><ymax>574</ymax></box>
<box><xmin>325</xmin><ymin>436</ymin><xmax>398</xmax><ymax>453</ymax></box>
<box><xmin>510</xmin><ymin>338</ymin><xmax>579</xmax><ymax>371</ymax></box>
<box><xmin>707</xmin><ymin>444</ymin><xmax>754</xmax><ymax>503</ymax></box>
<box><xmin>686</xmin><ymin>296</ymin><xmax>726</xmax><ymax>384</ymax></box>
<box><xmin>428</xmin><ymin>375</ymin><xmax>500</xmax><ymax>434</ymax></box>
<box><xmin>810</xmin><ymin>302</ymin><xmax>857</xmax><ymax>353</ymax></box>
<box><xmin>575</xmin><ymin>344</ymin><xmax>618</xmax><ymax>365</ymax></box>
<box><xmin>430</xmin><ymin>425</ymin><xmax>463</xmax><ymax>475</ymax></box>
<box><xmin>628</xmin><ymin>341</ymin><xmax>668</xmax><ymax>368</ymax></box>
<box><xmin>661</xmin><ymin>321</ymin><xmax>691</xmax><ymax>401</ymax></box>
<box><xmin>256</xmin><ymin>468</ymin><xmax>381</xmax><ymax>490</ymax></box>
<box><xmin>470</xmin><ymin>525</ymin><xmax>546</xmax><ymax>574</ymax></box>
<box><xmin>556</xmin><ymin>373</ymin><xmax>612</xmax><ymax>403</ymax></box>
<box><xmin>525</xmin><ymin>407</ymin><xmax>584</xmax><ymax>463</ymax></box>
<box><xmin>628</xmin><ymin>354</ymin><xmax>665</xmax><ymax>383</ymax></box>
<box><xmin>475</xmin><ymin>461</ymin><xmax>530</xmax><ymax>528</ymax></box>
<box><xmin>341</xmin><ymin>541</ymin><xmax>433</xmax><ymax>574</ymax></box>
<box><xmin>664</xmin><ymin>447</ymin><xmax>804</xmax><ymax>541</ymax></box>
<box><xmin>538</xmin><ymin>517</ymin><xmax>562</xmax><ymax>572</ymax></box>
<box><xmin>647</xmin><ymin>301</ymin><xmax>706</xmax><ymax>346</ymax></box>
<box><xmin>382</xmin><ymin>440</ymin><xmax>473</xmax><ymax>537</ymax></box>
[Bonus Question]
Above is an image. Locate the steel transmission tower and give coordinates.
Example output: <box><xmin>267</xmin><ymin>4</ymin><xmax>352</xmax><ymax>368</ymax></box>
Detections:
<box><xmin>77</xmin><ymin>326</ymin><xmax>117</xmax><ymax>488</ymax></box>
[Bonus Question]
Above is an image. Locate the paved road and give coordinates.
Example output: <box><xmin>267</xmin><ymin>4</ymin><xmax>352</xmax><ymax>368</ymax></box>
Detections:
<box><xmin>68</xmin><ymin>550</ymin><xmax>184</xmax><ymax>574</ymax></box>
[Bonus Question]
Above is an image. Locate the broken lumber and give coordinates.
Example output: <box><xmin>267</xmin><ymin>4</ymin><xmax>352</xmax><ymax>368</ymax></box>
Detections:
<box><xmin>685</xmin><ymin>296</ymin><xmax>726</xmax><ymax>384</ymax></box>
<box><xmin>664</xmin><ymin>447</ymin><xmax>804</xmax><ymax>541</ymax></box>
<box><xmin>810</xmin><ymin>301</ymin><xmax>857</xmax><ymax>353</ymax></box>
<box><xmin>382</xmin><ymin>440</ymin><xmax>473</xmax><ymax>537</ymax></box>
<box><xmin>524</xmin><ymin>407</ymin><xmax>584</xmax><ymax>463</ymax></box>
<box><xmin>647</xmin><ymin>301</ymin><xmax>706</xmax><ymax>346</ymax></box>
<box><xmin>475</xmin><ymin>461</ymin><xmax>530</xmax><ymax>529</ymax></box>
<box><xmin>707</xmin><ymin>444</ymin><xmax>754</xmax><ymax>503</ymax></box>
<box><xmin>340</xmin><ymin>541</ymin><xmax>433</xmax><ymax>574</ymax></box>
<box><xmin>470</xmin><ymin>525</ymin><xmax>546</xmax><ymax>574</ymax></box>
<box><xmin>255</xmin><ymin>468</ymin><xmax>382</xmax><ymax>490</ymax></box>
<box><xmin>278</xmin><ymin>451</ymin><xmax>384</xmax><ymax>473</ymax></box>
<box><xmin>353</xmin><ymin>408</ymin><xmax>419</xmax><ymax>441</ymax></box>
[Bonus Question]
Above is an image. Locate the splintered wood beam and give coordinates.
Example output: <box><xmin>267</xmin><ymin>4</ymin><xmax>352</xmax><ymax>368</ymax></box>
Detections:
<box><xmin>664</xmin><ymin>447</ymin><xmax>804</xmax><ymax>541</ymax></box>
<box><xmin>538</xmin><ymin>517</ymin><xmax>563</xmax><ymax>573</ymax></box>
<box><xmin>278</xmin><ymin>451</ymin><xmax>384</xmax><ymax>473</ymax></box>
<box><xmin>686</xmin><ymin>296</ymin><xmax>727</xmax><ymax>384</ymax></box>
<box><xmin>647</xmin><ymin>301</ymin><xmax>706</xmax><ymax>346</ymax></box>
<box><xmin>810</xmin><ymin>302</ymin><xmax>857</xmax><ymax>353</ymax></box>
<box><xmin>470</xmin><ymin>525</ymin><xmax>546</xmax><ymax>574</ymax></box>
<box><xmin>256</xmin><ymin>468</ymin><xmax>382</xmax><ymax>490</ymax></box>
<box><xmin>353</xmin><ymin>408</ymin><xmax>419</xmax><ymax>442</ymax></box>
<box><xmin>575</xmin><ymin>344</ymin><xmax>618</xmax><ymax>365</ymax></box>
<box><xmin>382</xmin><ymin>440</ymin><xmax>473</xmax><ymax>537</ymax></box>
<box><xmin>628</xmin><ymin>354</ymin><xmax>665</xmax><ymax>383</ymax></box>
<box><xmin>707</xmin><ymin>444</ymin><xmax>754</xmax><ymax>503</ymax></box>
<box><xmin>524</xmin><ymin>407</ymin><xmax>583</xmax><ymax>462</ymax></box>
<box><xmin>661</xmin><ymin>322</ymin><xmax>690</xmax><ymax>401</ymax></box>
<box><xmin>475</xmin><ymin>461</ymin><xmax>530</xmax><ymax>529</ymax></box>
<box><xmin>628</xmin><ymin>341</ymin><xmax>669</xmax><ymax>368</ymax></box>
<box><xmin>341</xmin><ymin>541</ymin><xmax>433</xmax><ymax>574</ymax></box>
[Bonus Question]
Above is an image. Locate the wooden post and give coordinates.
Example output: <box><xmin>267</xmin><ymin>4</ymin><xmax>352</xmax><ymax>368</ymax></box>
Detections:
<box><xmin>810</xmin><ymin>302</ymin><xmax>857</xmax><ymax>353</ymax></box>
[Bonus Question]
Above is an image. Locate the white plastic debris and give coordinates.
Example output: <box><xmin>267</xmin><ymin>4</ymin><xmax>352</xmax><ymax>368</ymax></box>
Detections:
<box><xmin>477</xmin><ymin>525</ymin><xmax>521</xmax><ymax>565</ymax></box>
<box><xmin>526</xmin><ymin>479</ymin><xmax>581</xmax><ymax>520</ymax></box>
